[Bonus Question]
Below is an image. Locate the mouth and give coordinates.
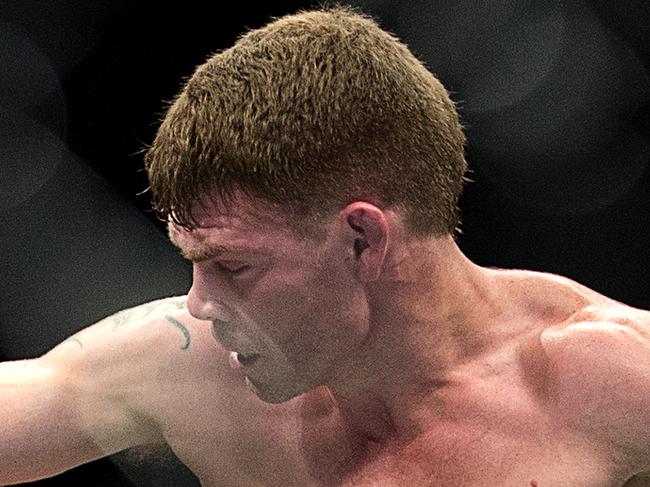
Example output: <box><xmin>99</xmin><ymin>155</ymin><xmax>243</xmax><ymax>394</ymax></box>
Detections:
<box><xmin>238</xmin><ymin>352</ymin><xmax>260</xmax><ymax>366</ymax></box>
<box><xmin>229</xmin><ymin>351</ymin><xmax>260</xmax><ymax>369</ymax></box>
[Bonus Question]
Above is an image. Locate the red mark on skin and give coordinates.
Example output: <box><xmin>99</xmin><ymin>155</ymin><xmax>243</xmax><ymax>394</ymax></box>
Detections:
<box><xmin>530</xmin><ymin>481</ymin><xmax>538</xmax><ymax>487</ymax></box>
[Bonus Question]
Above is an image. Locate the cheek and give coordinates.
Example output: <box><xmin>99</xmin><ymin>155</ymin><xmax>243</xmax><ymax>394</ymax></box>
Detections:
<box><xmin>292</xmin><ymin>274</ymin><xmax>370</xmax><ymax>348</ymax></box>
<box><xmin>247</xmin><ymin>263</ymin><xmax>368</xmax><ymax>347</ymax></box>
<box><xmin>313</xmin><ymin>267</ymin><xmax>368</xmax><ymax>324</ymax></box>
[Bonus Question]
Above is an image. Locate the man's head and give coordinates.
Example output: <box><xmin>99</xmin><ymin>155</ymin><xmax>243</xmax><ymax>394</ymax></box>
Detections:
<box><xmin>167</xmin><ymin>193</ymin><xmax>395</xmax><ymax>403</ymax></box>
<box><xmin>144</xmin><ymin>5</ymin><xmax>468</xmax><ymax>242</ymax></box>
<box><xmin>147</xmin><ymin>5</ymin><xmax>469</xmax><ymax>403</ymax></box>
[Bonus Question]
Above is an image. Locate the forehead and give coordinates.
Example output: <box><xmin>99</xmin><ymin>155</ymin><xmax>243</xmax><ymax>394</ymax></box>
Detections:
<box><xmin>184</xmin><ymin>192</ymin><xmax>287</xmax><ymax>229</ymax></box>
<box><xmin>167</xmin><ymin>197</ymin><xmax>296</xmax><ymax>259</ymax></box>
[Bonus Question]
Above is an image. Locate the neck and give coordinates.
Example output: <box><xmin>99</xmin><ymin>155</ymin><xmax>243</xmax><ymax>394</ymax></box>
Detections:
<box><xmin>325</xmin><ymin>236</ymin><xmax>503</xmax><ymax>445</ymax></box>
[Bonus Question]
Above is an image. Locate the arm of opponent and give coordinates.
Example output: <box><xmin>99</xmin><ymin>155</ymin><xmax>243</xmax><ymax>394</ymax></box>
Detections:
<box><xmin>0</xmin><ymin>296</ymin><xmax>187</xmax><ymax>485</ymax></box>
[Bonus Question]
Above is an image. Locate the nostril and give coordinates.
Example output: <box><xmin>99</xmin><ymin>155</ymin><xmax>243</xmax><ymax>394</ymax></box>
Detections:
<box><xmin>187</xmin><ymin>294</ymin><xmax>217</xmax><ymax>321</ymax></box>
<box><xmin>194</xmin><ymin>303</ymin><xmax>220</xmax><ymax>322</ymax></box>
<box><xmin>187</xmin><ymin>280</ymin><xmax>234</xmax><ymax>322</ymax></box>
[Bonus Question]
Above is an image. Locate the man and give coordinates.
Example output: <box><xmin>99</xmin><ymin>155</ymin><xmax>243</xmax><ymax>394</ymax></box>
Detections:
<box><xmin>2</xmin><ymin>5</ymin><xmax>649</xmax><ymax>486</ymax></box>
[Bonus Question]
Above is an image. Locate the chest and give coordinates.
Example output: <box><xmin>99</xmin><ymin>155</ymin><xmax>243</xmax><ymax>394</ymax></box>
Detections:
<box><xmin>146</xmin><ymin>331</ymin><xmax>628</xmax><ymax>487</ymax></box>
<box><xmin>307</xmin><ymin>386</ymin><xmax>622</xmax><ymax>486</ymax></box>
<box><xmin>332</xmin><ymin>422</ymin><xmax>619</xmax><ymax>487</ymax></box>
<box><xmin>162</xmin><ymin>385</ymin><xmax>623</xmax><ymax>487</ymax></box>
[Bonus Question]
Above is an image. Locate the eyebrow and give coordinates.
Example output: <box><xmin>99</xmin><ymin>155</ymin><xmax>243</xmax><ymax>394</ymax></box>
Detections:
<box><xmin>179</xmin><ymin>246</ymin><xmax>233</xmax><ymax>263</ymax></box>
<box><xmin>167</xmin><ymin>228</ymin><xmax>237</xmax><ymax>263</ymax></box>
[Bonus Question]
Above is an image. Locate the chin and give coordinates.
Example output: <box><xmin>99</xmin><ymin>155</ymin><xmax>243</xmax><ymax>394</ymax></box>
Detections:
<box><xmin>248</xmin><ymin>376</ymin><xmax>316</xmax><ymax>404</ymax></box>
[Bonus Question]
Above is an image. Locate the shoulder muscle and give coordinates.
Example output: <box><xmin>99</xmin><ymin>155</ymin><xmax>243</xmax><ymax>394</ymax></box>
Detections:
<box><xmin>40</xmin><ymin>296</ymin><xmax>197</xmax><ymax>453</ymax></box>
<box><xmin>541</xmin><ymin>309</ymin><xmax>650</xmax><ymax>466</ymax></box>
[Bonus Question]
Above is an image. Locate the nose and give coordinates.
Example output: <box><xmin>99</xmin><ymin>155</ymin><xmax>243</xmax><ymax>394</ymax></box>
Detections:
<box><xmin>186</xmin><ymin>266</ymin><xmax>231</xmax><ymax>322</ymax></box>
<box><xmin>187</xmin><ymin>288</ymin><xmax>223</xmax><ymax>321</ymax></box>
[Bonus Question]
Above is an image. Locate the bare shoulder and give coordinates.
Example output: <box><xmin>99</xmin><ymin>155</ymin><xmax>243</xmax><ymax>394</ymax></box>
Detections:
<box><xmin>506</xmin><ymin>270</ymin><xmax>650</xmax><ymax>471</ymax></box>
<box><xmin>40</xmin><ymin>296</ymin><xmax>240</xmax><ymax>426</ymax></box>
<box><xmin>501</xmin><ymin>268</ymin><xmax>648</xmax><ymax>356</ymax></box>
<box><xmin>22</xmin><ymin>296</ymin><xmax>238</xmax><ymax>457</ymax></box>
<box><xmin>42</xmin><ymin>295</ymin><xmax>217</xmax><ymax>371</ymax></box>
<box><xmin>537</xmin><ymin>300</ymin><xmax>650</xmax><ymax>470</ymax></box>
<box><xmin>540</xmin><ymin>300</ymin><xmax>650</xmax><ymax>351</ymax></box>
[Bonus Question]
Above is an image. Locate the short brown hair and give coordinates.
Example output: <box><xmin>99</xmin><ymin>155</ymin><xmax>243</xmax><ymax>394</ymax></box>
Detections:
<box><xmin>144</xmin><ymin>4</ymin><xmax>468</xmax><ymax>240</ymax></box>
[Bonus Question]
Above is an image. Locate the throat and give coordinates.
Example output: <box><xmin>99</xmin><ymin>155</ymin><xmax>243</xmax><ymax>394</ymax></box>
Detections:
<box><xmin>337</xmin><ymin>395</ymin><xmax>399</xmax><ymax>447</ymax></box>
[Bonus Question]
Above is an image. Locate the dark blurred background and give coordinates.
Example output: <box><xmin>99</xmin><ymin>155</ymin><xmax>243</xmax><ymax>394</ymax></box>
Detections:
<box><xmin>1</xmin><ymin>1</ymin><xmax>648</xmax><ymax>485</ymax></box>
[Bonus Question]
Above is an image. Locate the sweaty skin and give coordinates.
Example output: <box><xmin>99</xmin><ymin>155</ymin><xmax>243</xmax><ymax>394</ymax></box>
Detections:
<box><xmin>81</xmin><ymin>279</ymin><xmax>648</xmax><ymax>487</ymax></box>
<box><xmin>7</xmin><ymin>197</ymin><xmax>650</xmax><ymax>486</ymax></box>
<box><xmin>112</xmin><ymin>200</ymin><xmax>650</xmax><ymax>485</ymax></box>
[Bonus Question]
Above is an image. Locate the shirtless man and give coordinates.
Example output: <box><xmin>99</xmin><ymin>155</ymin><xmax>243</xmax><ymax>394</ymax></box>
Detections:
<box><xmin>2</xmin><ymin>6</ymin><xmax>649</xmax><ymax>486</ymax></box>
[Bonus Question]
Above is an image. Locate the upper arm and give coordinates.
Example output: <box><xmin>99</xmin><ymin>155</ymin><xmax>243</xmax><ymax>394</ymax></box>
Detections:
<box><xmin>0</xmin><ymin>354</ymin><xmax>161</xmax><ymax>484</ymax></box>
<box><xmin>0</xmin><ymin>358</ymin><xmax>95</xmax><ymax>483</ymax></box>
<box><xmin>541</xmin><ymin>316</ymin><xmax>650</xmax><ymax>468</ymax></box>
<box><xmin>0</xmin><ymin>297</ymin><xmax>188</xmax><ymax>483</ymax></box>
<box><xmin>40</xmin><ymin>297</ymin><xmax>194</xmax><ymax>451</ymax></box>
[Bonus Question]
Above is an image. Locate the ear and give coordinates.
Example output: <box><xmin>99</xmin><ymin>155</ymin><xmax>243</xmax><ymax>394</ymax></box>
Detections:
<box><xmin>340</xmin><ymin>202</ymin><xmax>389</xmax><ymax>282</ymax></box>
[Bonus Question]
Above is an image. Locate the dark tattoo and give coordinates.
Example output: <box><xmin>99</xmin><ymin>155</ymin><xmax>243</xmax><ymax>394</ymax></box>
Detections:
<box><xmin>112</xmin><ymin>309</ymin><xmax>134</xmax><ymax>330</ymax></box>
<box><xmin>51</xmin><ymin>296</ymin><xmax>190</xmax><ymax>357</ymax></box>
<box><xmin>164</xmin><ymin>315</ymin><xmax>191</xmax><ymax>350</ymax></box>
<box><xmin>110</xmin><ymin>297</ymin><xmax>191</xmax><ymax>349</ymax></box>
<box><xmin>111</xmin><ymin>296</ymin><xmax>187</xmax><ymax>330</ymax></box>
<box><xmin>62</xmin><ymin>337</ymin><xmax>83</xmax><ymax>349</ymax></box>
